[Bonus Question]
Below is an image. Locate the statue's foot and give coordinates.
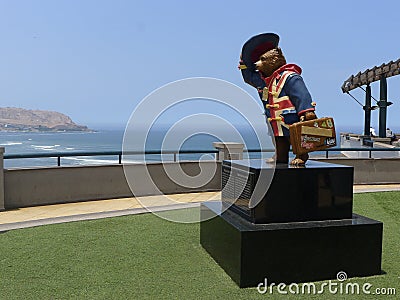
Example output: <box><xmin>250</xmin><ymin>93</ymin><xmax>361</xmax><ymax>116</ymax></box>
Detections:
<box><xmin>290</xmin><ymin>153</ymin><xmax>309</xmax><ymax>166</ymax></box>
<box><xmin>290</xmin><ymin>158</ymin><xmax>306</xmax><ymax>166</ymax></box>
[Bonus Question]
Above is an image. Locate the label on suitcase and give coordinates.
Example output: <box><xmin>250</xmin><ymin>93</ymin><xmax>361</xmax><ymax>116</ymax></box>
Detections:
<box><xmin>289</xmin><ymin>117</ymin><xmax>336</xmax><ymax>155</ymax></box>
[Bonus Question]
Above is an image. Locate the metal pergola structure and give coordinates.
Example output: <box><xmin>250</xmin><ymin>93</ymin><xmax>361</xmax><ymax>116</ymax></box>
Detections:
<box><xmin>342</xmin><ymin>59</ymin><xmax>400</xmax><ymax>137</ymax></box>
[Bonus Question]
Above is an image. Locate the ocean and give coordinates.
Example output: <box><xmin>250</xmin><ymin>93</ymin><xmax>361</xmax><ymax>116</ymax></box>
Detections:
<box><xmin>1</xmin><ymin>130</ymin><xmax>124</xmax><ymax>168</ymax></box>
<box><xmin>0</xmin><ymin>126</ymin><xmax>267</xmax><ymax>168</ymax></box>
<box><xmin>0</xmin><ymin>125</ymin><xmax>379</xmax><ymax>168</ymax></box>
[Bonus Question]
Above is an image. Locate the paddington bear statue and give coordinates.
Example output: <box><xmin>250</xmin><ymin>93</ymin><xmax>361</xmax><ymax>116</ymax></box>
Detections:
<box><xmin>239</xmin><ymin>33</ymin><xmax>317</xmax><ymax>165</ymax></box>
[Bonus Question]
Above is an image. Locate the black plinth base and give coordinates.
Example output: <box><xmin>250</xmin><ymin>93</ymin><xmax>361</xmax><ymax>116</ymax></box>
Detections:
<box><xmin>222</xmin><ymin>160</ymin><xmax>353</xmax><ymax>223</ymax></box>
<box><xmin>200</xmin><ymin>202</ymin><xmax>383</xmax><ymax>288</ymax></box>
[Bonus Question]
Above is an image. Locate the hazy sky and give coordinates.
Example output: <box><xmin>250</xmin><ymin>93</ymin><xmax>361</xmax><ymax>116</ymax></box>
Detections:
<box><xmin>1</xmin><ymin>0</ymin><xmax>400</xmax><ymax>130</ymax></box>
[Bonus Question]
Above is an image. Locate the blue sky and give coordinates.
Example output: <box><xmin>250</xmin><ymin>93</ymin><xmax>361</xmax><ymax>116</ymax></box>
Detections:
<box><xmin>1</xmin><ymin>0</ymin><xmax>400</xmax><ymax>131</ymax></box>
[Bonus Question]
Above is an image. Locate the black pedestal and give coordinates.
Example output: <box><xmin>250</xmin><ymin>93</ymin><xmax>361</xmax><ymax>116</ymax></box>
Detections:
<box><xmin>200</xmin><ymin>202</ymin><xmax>383</xmax><ymax>288</ymax></box>
<box><xmin>201</xmin><ymin>159</ymin><xmax>383</xmax><ymax>287</ymax></box>
<box><xmin>222</xmin><ymin>160</ymin><xmax>353</xmax><ymax>223</ymax></box>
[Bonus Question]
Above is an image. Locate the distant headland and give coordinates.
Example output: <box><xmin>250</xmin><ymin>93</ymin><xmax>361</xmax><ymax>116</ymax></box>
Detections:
<box><xmin>0</xmin><ymin>107</ymin><xmax>92</xmax><ymax>132</ymax></box>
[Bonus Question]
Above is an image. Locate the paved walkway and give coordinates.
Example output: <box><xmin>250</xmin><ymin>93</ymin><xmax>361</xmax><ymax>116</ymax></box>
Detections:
<box><xmin>0</xmin><ymin>192</ymin><xmax>220</xmax><ymax>231</ymax></box>
<box><xmin>0</xmin><ymin>185</ymin><xmax>399</xmax><ymax>231</ymax></box>
<box><xmin>353</xmin><ymin>184</ymin><xmax>400</xmax><ymax>193</ymax></box>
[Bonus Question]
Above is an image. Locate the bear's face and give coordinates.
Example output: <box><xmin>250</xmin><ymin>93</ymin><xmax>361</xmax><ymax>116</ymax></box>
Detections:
<box><xmin>255</xmin><ymin>47</ymin><xmax>286</xmax><ymax>77</ymax></box>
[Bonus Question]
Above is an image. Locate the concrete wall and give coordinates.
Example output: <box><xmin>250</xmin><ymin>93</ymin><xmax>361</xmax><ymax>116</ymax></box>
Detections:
<box><xmin>1</xmin><ymin>156</ymin><xmax>400</xmax><ymax>209</ymax></box>
<box><xmin>3</xmin><ymin>161</ymin><xmax>221</xmax><ymax>209</ymax></box>
<box><xmin>313</xmin><ymin>158</ymin><xmax>400</xmax><ymax>184</ymax></box>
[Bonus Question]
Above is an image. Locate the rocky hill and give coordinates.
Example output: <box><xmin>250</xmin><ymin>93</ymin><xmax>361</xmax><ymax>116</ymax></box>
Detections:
<box><xmin>0</xmin><ymin>107</ymin><xmax>91</xmax><ymax>132</ymax></box>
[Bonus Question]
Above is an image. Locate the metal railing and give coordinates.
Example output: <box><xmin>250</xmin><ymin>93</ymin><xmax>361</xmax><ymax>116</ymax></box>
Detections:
<box><xmin>320</xmin><ymin>147</ymin><xmax>400</xmax><ymax>159</ymax></box>
<box><xmin>247</xmin><ymin>147</ymin><xmax>400</xmax><ymax>159</ymax></box>
<box><xmin>4</xmin><ymin>150</ymin><xmax>219</xmax><ymax>166</ymax></box>
<box><xmin>4</xmin><ymin>147</ymin><xmax>400</xmax><ymax>167</ymax></box>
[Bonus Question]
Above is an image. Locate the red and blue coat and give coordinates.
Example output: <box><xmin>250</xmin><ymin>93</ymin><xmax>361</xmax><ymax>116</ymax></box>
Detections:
<box><xmin>240</xmin><ymin>63</ymin><xmax>315</xmax><ymax>137</ymax></box>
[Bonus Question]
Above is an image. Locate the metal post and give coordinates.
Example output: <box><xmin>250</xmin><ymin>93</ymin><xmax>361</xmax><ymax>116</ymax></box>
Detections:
<box><xmin>378</xmin><ymin>76</ymin><xmax>388</xmax><ymax>138</ymax></box>
<box><xmin>364</xmin><ymin>84</ymin><xmax>372</xmax><ymax>136</ymax></box>
<box><xmin>0</xmin><ymin>147</ymin><xmax>5</xmax><ymax>211</ymax></box>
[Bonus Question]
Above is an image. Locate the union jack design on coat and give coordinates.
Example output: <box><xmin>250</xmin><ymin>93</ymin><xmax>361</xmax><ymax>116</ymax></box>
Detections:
<box><xmin>241</xmin><ymin>63</ymin><xmax>316</xmax><ymax>137</ymax></box>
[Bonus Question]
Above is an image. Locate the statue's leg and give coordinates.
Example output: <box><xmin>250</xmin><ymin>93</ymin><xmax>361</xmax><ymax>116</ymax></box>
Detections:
<box><xmin>275</xmin><ymin>136</ymin><xmax>290</xmax><ymax>164</ymax></box>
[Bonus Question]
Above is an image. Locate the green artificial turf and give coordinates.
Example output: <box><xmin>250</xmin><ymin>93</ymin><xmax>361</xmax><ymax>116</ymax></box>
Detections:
<box><xmin>0</xmin><ymin>192</ymin><xmax>399</xmax><ymax>299</ymax></box>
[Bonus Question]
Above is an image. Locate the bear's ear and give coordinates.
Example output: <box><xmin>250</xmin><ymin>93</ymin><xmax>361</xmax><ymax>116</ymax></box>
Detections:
<box><xmin>276</xmin><ymin>47</ymin><xmax>282</xmax><ymax>54</ymax></box>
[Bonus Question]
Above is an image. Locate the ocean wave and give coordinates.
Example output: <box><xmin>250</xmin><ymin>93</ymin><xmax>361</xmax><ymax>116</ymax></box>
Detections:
<box><xmin>62</xmin><ymin>157</ymin><xmax>143</xmax><ymax>165</ymax></box>
<box><xmin>0</xmin><ymin>142</ymin><xmax>23</xmax><ymax>146</ymax></box>
<box><xmin>51</xmin><ymin>132</ymin><xmax>95</xmax><ymax>135</ymax></box>
<box><xmin>31</xmin><ymin>145</ymin><xmax>61</xmax><ymax>151</ymax></box>
<box><xmin>62</xmin><ymin>157</ymin><xmax>120</xmax><ymax>165</ymax></box>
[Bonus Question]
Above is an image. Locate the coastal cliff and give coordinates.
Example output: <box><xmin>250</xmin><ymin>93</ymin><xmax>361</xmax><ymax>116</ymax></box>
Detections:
<box><xmin>0</xmin><ymin>107</ymin><xmax>91</xmax><ymax>132</ymax></box>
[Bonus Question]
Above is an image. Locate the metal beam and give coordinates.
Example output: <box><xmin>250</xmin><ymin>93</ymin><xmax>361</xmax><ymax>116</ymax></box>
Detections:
<box><xmin>364</xmin><ymin>85</ymin><xmax>372</xmax><ymax>136</ymax></box>
<box><xmin>342</xmin><ymin>58</ymin><xmax>400</xmax><ymax>93</ymax></box>
<box><xmin>378</xmin><ymin>76</ymin><xmax>388</xmax><ymax>138</ymax></box>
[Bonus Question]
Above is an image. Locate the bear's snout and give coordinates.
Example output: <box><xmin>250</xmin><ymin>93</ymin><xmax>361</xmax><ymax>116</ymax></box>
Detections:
<box><xmin>254</xmin><ymin>60</ymin><xmax>262</xmax><ymax>71</ymax></box>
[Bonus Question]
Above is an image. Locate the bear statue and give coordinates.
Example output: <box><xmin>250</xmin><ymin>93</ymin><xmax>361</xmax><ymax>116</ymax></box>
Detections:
<box><xmin>239</xmin><ymin>33</ymin><xmax>317</xmax><ymax>165</ymax></box>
